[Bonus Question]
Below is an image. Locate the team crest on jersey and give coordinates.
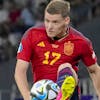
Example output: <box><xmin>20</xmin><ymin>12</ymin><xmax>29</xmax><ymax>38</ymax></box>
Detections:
<box><xmin>64</xmin><ymin>41</ymin><xmax>74</xmax><ymax>56</ymax></box>
<box><xmin>17</xmin><ymin>43</ymin><xmax>23</xmax><ymax>53</ymax></box>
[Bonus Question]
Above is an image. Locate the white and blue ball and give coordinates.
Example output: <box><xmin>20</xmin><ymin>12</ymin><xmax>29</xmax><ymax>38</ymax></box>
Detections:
<box><xmin>30</xmin><ymin>79</ymin><xmax>60</xmax><ymax>100</ymax></box>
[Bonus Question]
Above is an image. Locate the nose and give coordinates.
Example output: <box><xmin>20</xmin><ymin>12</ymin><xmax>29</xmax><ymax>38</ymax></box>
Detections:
<box><xmin>48</xmin><ymin>22</ymin><xmax>53</xmax><ymax>30</ymax></box>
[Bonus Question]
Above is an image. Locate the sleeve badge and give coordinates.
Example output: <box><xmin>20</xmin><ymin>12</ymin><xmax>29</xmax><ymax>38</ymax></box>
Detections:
<box><xmin>17</xmin><ymin>43</ymin><xmax>23</xmax><ymax>53</ymax></box>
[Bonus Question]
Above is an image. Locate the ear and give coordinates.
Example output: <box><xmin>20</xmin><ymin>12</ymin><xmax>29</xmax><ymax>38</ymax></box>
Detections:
<box><xmin>65</xmin><ymin>16</ymin><xmax>70</xmax><ymax>25</ymax></box>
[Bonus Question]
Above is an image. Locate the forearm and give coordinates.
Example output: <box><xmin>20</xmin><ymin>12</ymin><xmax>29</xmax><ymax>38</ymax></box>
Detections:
<box><xmin>89</xmin><ymin>66</ymin><xmax>100</xmax><ymax>98</ymax></box>
<box><xmin>91</xmin><ymin>74</ymin><xmax>100</xmax><ymax>95</ymax></box>
<box><xmin>14</xmin><ymin>71</ymin><xmax>30</xmax><ymax>100</ymax></box>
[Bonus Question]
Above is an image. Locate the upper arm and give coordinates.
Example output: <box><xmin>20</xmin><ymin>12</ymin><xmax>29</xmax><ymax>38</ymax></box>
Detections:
<box><xmin>15</xmin><ymin>59</ymin><xmax>30</xmax><ymax>75</ymax></box>
<box><xmin>81</xmin><ymin>39</ymin><xmax>97</xmax><ymax>66</ymax></box>
<box><xmin>17</xmin><ymin>29</ymin><xmax>33</xmax><ymax>62</ymax></box>
<box><xmin>87</xmin><ymin>63</ymin><xmax>100</xmax><ymax>74</ymax></box>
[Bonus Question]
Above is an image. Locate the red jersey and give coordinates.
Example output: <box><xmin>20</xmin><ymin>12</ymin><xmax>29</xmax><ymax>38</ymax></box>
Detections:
<box><xmin>17</xmin><ymin>27</ymin><xmax>97</xmax><ymax>82</ymax></box>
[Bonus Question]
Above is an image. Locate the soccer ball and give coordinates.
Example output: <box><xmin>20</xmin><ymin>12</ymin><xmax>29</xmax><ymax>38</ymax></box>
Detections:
<box><xmin>30</xmin><ymin>79</ymin><xmax>60</xmax><ymax>100</ymax></box>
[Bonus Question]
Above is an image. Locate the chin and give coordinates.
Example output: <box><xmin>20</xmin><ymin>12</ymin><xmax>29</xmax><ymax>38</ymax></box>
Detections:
<box><xmin>48</xmin><ymin>35</ymin><xmax>54</xmax><ymax>38</ymax></box>
<box><xmin>47</xmin><ymin>34</ymin><xmax>55</xmax><ymax>38</ymax></box>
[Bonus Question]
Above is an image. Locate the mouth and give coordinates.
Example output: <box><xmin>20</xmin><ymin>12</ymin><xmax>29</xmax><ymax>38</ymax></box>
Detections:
<box><xmin>48</xmin><ymin>30</ymin><xmax>54</xmax><ymax>33</ymax></box>
<box><xmin>47</xmin><ymin>32</ymin><xmax>55</xmax><ymax>37</ymax></box>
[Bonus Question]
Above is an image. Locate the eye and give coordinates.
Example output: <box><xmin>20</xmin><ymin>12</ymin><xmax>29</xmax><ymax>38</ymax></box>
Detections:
<box><xmin>45</xmin><ymin>19</ymin><xmax>49</xmax><ymax>23</ymax></box>
<box><xmin>53</xmin><ymin>21</ymin><xmax>58</xmax><ymax>24</ymax></box>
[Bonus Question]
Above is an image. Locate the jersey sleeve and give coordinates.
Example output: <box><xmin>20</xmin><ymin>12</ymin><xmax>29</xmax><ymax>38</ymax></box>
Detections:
<box><xmin>17</xmin><ymin>29</ymin><xmax>33</xmax><ymax>62</ymax></box>
<box><xmin>81</xmin><ymin>39</ymin><xmax>97</xmax><ymax>67</ymax></box>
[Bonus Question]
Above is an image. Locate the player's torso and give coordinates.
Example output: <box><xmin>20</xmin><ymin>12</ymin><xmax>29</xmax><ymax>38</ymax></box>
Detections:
<box><xmin>32</xmin><ymin>36</ymin><xmax>80</xmax><ymax>68</ymax></box>
<box><xmin>30</xmin><ymin>28</ymin><xmax>83</xmax><ymax>82</ymax></box>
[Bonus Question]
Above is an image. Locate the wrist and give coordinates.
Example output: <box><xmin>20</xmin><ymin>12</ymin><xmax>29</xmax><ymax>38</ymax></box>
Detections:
<box><xmin>23</xmin><ymin>91</ymin><xmax>30</xmax><ymax>100</ymax></box>
<box><xmin>96</xmin><ymin>93</ymin><xmax>100</xmax><ymax>100</ymax></box>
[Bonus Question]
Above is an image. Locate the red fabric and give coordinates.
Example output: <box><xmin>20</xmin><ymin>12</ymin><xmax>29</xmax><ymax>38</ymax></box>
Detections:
<box><xmin>9</xmin><ymin>10</ymin><xmax>21</xmax><ymax>23</ymax></box>
<box><xmin>17</xmin><ymin>27</ymin><xmax>97</xmax><ymax>82</ymax></box>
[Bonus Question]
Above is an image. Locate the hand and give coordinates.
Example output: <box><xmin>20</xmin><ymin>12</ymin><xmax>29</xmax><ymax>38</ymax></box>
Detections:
<box><xmin>24</xmin><ymin>96</ymin><xmax>31</xmax><ymax>100</ymax></box>
<box><xmin>98</xmin><ymin>96</ymin><xmax>100</xmax><ymax>100</ymax></box>
<box><xmin>23</xmin><ymin>92</ymin><xmax>31</xmax><ymax>100</ymax></box>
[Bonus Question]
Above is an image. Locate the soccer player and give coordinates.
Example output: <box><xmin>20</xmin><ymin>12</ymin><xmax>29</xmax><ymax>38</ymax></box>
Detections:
<box><xmin>14</xmin><ymin>0</ymin><xmax>100</xmax><ymax>100</ymax></box>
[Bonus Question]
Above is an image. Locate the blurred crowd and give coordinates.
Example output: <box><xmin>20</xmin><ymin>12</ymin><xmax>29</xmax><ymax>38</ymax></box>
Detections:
<box><xmin>0</xmin><ymin>0</ymin><xmax>100</xmax><ymax>62</ymax></box>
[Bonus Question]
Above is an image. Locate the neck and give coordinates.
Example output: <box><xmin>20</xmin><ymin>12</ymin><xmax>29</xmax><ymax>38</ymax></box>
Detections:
<box><xmin>53</xmin><ymin>32</ymin><xmax>67</xmax><ymax>40</ymax></box>
<box><xmin>53</xmin><ymin>27</ymin><xmax>69</xmax><ymax>40</ymax></box>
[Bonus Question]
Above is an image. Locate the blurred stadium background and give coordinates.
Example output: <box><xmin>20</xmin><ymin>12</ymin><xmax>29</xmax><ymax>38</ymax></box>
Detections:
<box><xmin>0</xmin><ymin>0</ymin><xmax>100</xmax><ymax>100</ymax></box>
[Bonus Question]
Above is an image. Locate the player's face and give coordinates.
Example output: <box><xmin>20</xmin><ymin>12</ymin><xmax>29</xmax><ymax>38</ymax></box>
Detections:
<box><xmin>44</xmin><ymin>11</ymin><xmax>70</xmax><ymax>38</ymax></box>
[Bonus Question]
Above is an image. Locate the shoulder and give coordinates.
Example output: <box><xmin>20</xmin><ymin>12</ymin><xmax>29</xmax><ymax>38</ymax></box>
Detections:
<box><xmin>22</xmin><ymin>27</ymin><xmax>46</xmax><ymax>39</ymax></box>
<box><xmin>69</xmin><ymin>27</ymin><xmax>92</xmax><ymax>45</ymax></box>
<box><xmin>25</xmin><ymin>27</ymin><xmax>46</xmax><ymax>35</ymax></box>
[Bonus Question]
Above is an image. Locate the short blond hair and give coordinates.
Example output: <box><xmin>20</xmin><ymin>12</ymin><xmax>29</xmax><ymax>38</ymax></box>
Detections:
<box><xmin>45</xmin><ymin>0</ymin><xmax>70</xmax><ymax>18</ymax></box>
